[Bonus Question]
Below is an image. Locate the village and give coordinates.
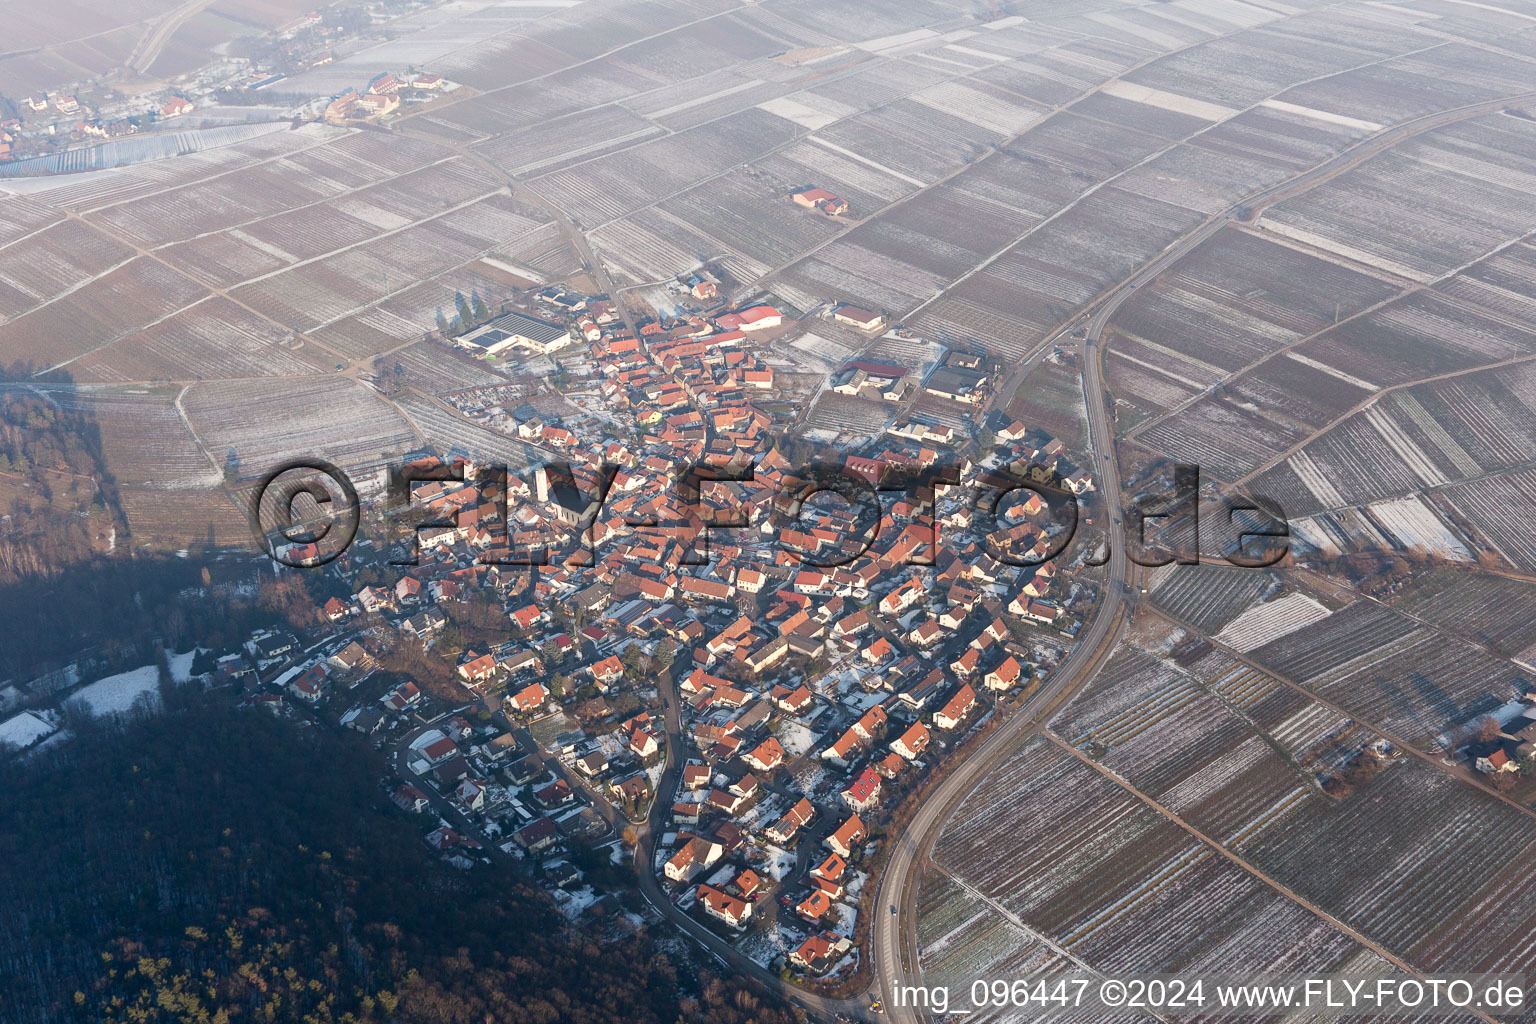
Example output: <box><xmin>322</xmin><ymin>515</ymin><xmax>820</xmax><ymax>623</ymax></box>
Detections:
<box><xmin>0</xmin><ymin>0</ymin><xmax>452</xmax><ymax>167</ymax></box>
<box><xmin>125</xmin><ymin>272</ymin><xmax>1107</xmax><ymax>983</ymax></box>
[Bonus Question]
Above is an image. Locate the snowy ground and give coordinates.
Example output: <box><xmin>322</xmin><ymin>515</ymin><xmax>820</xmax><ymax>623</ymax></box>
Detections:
<box><xmin>0</xmin><ymin>710</ymin><xmax>57</xmax><ymax>749</ymax></box>
<box><xmin>779</xmin><ymin>721</ymin><xmax>818</xmax><ymax>758</ymax></box>
<box><xmin>66</xmin><ymin>650</ymin><xmax>205</xmax><ymax>718</ymax></box>
<box><xmin>70</xmin><ymin>666</ymin><xmax>162</xmax><ymax>716</ymax></box>
<box><xmin>761</xmin><ymin>844</ymin><xmax>796</xmax><ymax>881</ymax></box>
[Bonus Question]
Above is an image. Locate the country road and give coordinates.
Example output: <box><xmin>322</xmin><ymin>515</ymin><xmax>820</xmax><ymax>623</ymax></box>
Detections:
<box><xmin>861</xmin><ymin>85</ymin><xmax>1536</xmax><ymax>1024</ymax></box>
<box><xmin>126</xmin><ymin>0</ymin><xmax>214</xmax><ymax>76</ymax></box>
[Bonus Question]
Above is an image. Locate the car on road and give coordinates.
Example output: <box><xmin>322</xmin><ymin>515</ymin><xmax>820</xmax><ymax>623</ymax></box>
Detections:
<box><xmin>890</xmin><ymin>904</ymin><xmax>896</xmax><ymax>915</ymax></box>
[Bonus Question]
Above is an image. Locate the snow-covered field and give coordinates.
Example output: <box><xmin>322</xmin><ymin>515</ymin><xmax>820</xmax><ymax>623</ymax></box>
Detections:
<box><xmin>0</xmin><ymin>710</ymin><xmax>57</xmax><ymax>749</ymax></box>
<box><xmin>69</xmin><ymin>666</ymin><xmax>162</xmax><ymax>717</ymax></box>
<box><xmin>1215</xmin><ymin>593</ymin><xmax>1332</xmax><ymax>653</ymax></box>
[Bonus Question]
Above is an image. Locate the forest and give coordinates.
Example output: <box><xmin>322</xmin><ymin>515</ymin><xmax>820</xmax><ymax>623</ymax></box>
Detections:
<box><xmin>0</xmin><ymin>371</ymin><xmax>124</xmax><ymax>583</ymax></box>
<box><xmin>0</xmin><ymin>689</ymin><xmax>802</xmax><ymax>1024</ymax></box>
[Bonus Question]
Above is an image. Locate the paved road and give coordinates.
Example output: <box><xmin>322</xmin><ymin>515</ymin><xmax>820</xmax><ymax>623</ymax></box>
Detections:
<box><xmin>862</xmin><ymin>85</ymin><xmax>1536</xmax><ymax>1024</ymax></box>
<box><xmin>868</xmin><ymin>275</ymin><xmax>1136</xmax><ymax>1022</ymax></box>
<box><xmin>634</xmin><ymin>653</ymin><xmax>868</xmax><ymax>1022</ymax></box>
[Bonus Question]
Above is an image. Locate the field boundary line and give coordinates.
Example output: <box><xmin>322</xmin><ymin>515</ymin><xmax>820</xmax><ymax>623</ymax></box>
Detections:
<box><xmin>1045</xmin><ymin>731</ymin><xmax>1503</xmax><ymax>1024</ymax></box>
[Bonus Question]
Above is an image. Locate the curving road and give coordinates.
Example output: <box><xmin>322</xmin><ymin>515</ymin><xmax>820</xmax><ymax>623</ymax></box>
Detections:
<box><xmin>516</xmin><ymin>87</ymin><xmax>1536</xmax><ymax>1024</ymax></box>
<box><xmin>863</xmin><ymin>85</ymin><xmax>1536</xmax><ymax>1024</ymax></box>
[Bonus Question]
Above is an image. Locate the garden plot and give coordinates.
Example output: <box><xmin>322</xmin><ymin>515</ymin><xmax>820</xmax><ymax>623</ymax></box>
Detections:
<box><xmin>182</xmin><ymin>376</ymin><xmax>418</xmax><ymax>490</ymax></box>
<box><xmin>1390</xmin><ymin>570</ymin><xmax>1536</xmax><ymax>666</ymax></box>
<box><xmin>0</xmin><ymin>219</ymin><xmax>135</xmax><ymax>324</ymax></box>
<box><xmin>72</xmin><ymin>298</ymin><xmax>326</xmax><ymax>383</ymax></box>
<box><xmin>1150</xmin><ymin>563</ymin><xmax>1279</xmax><ymax>636</ymax></box>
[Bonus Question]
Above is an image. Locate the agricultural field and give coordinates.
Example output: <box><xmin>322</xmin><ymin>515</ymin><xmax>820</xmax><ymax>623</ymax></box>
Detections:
<box><xmin>181</xmin><ymin>376</ymin><xmax>419</xmax><ymax>493</ymax></box>
<box><xmin>0</xmin><ymin>258</ymin><xmax>209</xmax><ymax>370</ymax></box>
<box><xmin>1248</xmin><ymin>359</ymin><xmax>1536</xmax><ymax>517</ymax></box>
<box><xmin>1242</xmin><ymin>598</ymin><xmax>1526</xmax><ymax>747</ymax></box>
<box><xmin>387</xmin><ymin>391</ymin><xmax>539</xmax><ymax>473</ymax></box>
<box><xmin>933</xmin><ymin>621</ymin><xmax>1536</xmax><ymax>994</ymax></box>
<box><xmin>532</xmin><ymin>108</ymin><xmax>804</xmax><ymax>229</ymax></box>
<box><xmin>1003</xmin><ymin>357</ymin><xmax>1086</xmax><ymax>448</ymax></box>
<box><xmin>0</xmin><ymin>219</ymin><xmax>135</xmax><ymax>324</ymax></box>
<box><xmin>1437</xmin><ymin>467</ymin><xmax>1536</xmax><ymax>575</ymax></box>
<box><xmin>1147</xmin><ymin>562</ymin><xmax>1281</xmax><ymax>637</ymax></box>
<box><xmin>71</xmin><ymin>299</ymin><xmax>330</xmax><ymax>383</ymax></box>
<box><xmin>914</xmin><ymin>872</ymin><xmax>1149</xmax><ymax>1024</ymax></box>
<box><xmin>45</xmin><ymin>385</ymin><xmax>247</xmax><ymax>549</ymax></box>
<box><xmin>1289</xmin><ymin>496</ymin><xmax>1473</xmax><ymax>563</ymax></box>
<box><xmin>1390</xmin><ymin>570</ymin><xmax>1536</xmax><ymax>667</ymax></box>
<box><xmin>1260</xmin><ymin>112</ymin><xmax>1536</xmax><ymax>283</ymax></box>
<box><xmin>933</xmin><ymin>736</ymin><xmax>1375</xmax><ymax>979</ymax></box>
